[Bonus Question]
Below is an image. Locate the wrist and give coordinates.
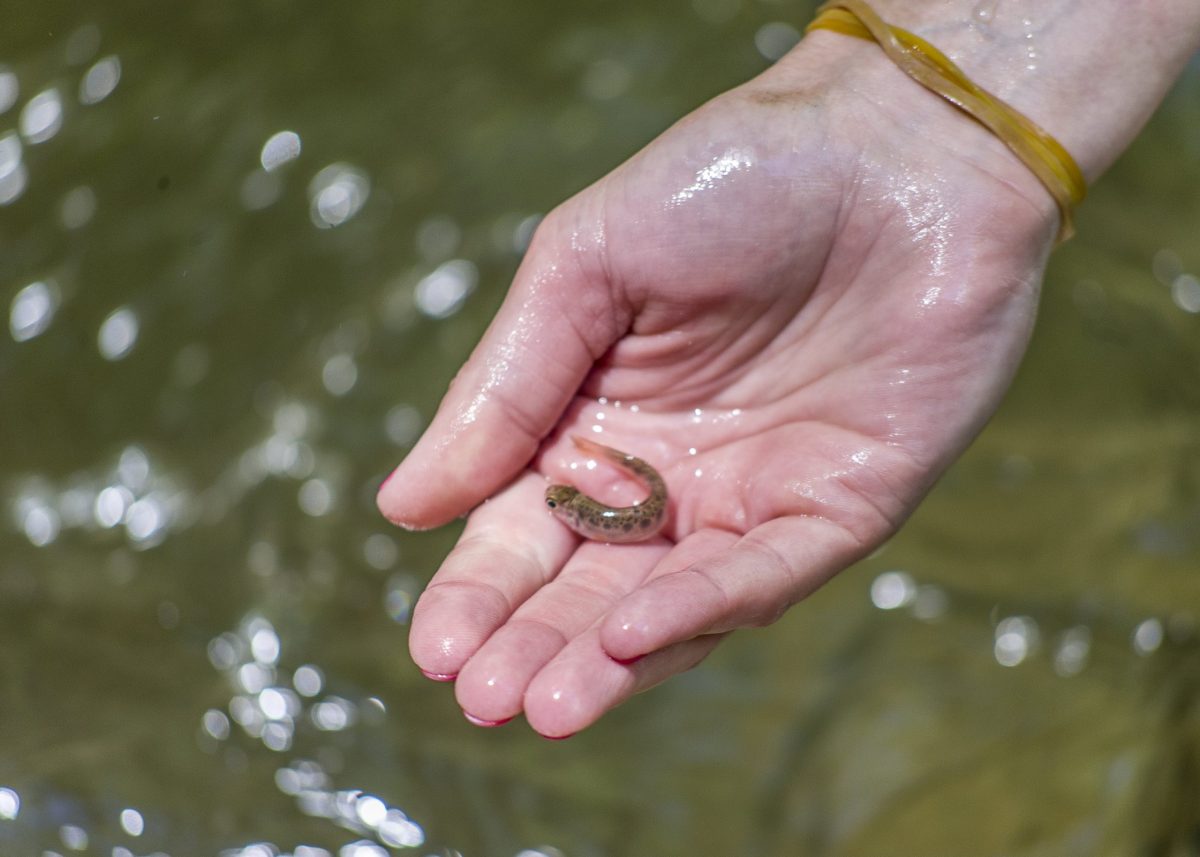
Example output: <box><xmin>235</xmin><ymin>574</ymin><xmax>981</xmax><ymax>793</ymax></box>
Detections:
<box><xmin>756</xmin><ymin>29</ymin><xmax>1060</xmax><ymax>246</ymax></box>
<box><xmin>786</xmin><ymin>0</ymin><xmax>1200</xmax><ymax>181</ymax></box>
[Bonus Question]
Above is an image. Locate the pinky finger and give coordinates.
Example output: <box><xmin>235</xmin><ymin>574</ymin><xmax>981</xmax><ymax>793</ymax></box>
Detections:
<box><xmin>599</xmin><ymin>516</ymin><xmax>864</xmax><ymax>663</ymax></box>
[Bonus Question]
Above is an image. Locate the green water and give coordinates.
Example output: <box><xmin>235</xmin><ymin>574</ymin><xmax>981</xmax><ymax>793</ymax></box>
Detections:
<box><xmin>1</xmin><ymin>2</ymin><xmax>1198</xmax><ymax>855</ymax></box>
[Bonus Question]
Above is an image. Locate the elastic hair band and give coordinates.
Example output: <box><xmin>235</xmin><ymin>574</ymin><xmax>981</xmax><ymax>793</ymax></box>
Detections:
<box><xmin>806</xmin><ymin>0</ymin><xmax>1087</xmax><ymax>242</ymax></box>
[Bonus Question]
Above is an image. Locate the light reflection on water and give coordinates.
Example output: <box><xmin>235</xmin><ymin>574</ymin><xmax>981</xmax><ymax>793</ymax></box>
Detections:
<box><xmin>868</xmin><ymin>565</ymin><xmax>1192</xmax><ymax>671</ymax></box>
<box><xmin>19</xmin><ymin>87</ymin><xmax>63</xmax><ymax>144</ymax></box>
<box><xmin>10</xmin><ymin>444</ymin><xmax>186</xmax><ymax>549</ymax></box>
<box><xmin>79</xmin><ymin>55</ymin><xmax>121</xmax><ymax>105</ymax></box>
<box><xmin>0</xmin><ymin>787</ymin><xmax>18</xmax><ymax>819</ymax></box>
<box><xmin>0</xmin><ymin>2</ymin><xmax>1197</xmax><ymax>855</ymax></box>
<box><xmin>308</xmin><ymin>163</ymin><xmax>370</xmax><ymax>229</ymax></box>
<box><xmin>97</xmin><ymin>305</ymin><xmax>140</xmax><ymax>360</ymax></box>
<box><xmin>993</xmin><ymin>614</ymin><xmax>1039</xmax><ymax>667</ymax></box>
<box><xmin>261</xmin><ymin>131</ymin><xmax>302</xmax><ymax>172</ymax></box>
<box><xmin>0</xmin><ymin>134</ymin><xmax>26</xmax><ymax>203</ymax></box>
<box><xmin>0</xmin><ymin>66</ymin><xmax>18</xmax><ymax>113</ymax></box>
<box><xmin>204</xmin><ymin>615</ymin><xmax>426</xmax><ymax>850</ymax></box>
<box><xmin>414</xmin><ymin>259</ymin><xmax>478</xmax><ymax>319</ymax></box>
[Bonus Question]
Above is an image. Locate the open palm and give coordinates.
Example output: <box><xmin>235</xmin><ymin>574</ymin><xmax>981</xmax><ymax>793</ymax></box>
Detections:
<box><xmin>377</xmin><ymin>38</ymin><xmax>1057</xmax><ymax>737</ymax></box>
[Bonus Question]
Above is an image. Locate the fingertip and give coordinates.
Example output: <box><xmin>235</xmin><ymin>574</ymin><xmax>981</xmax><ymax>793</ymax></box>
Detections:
<box><xmin>420</xmin><ymin>669</ymin><xmax>457</xmax><ymax>682</ymax></box>
<box><xmin>523</xmin><ymin>675</ymin><xmax>594</xmax><ymax>738</ymax></box>
<box><xmin>606</xmin><ymin>651</ymin><xmax>644</xmax><ymax>666</ymax></box>
<box><xmin>375</xmin><ymin>453</ymin><xmax>470</xmax><ymax>531</ymax></box>
<box><xmin>539</xmin><ymin>731</ymin><xmax>575</xmax><ymax>741</ymax></box>
<box><xmin>409</xmin><ymin>633</ymin><xmax>472</xmax><ymax>681</ymax></box>
<box><xmin>408</xmin><ymin>603</ymin><xmax>499</xmax><ymax>680</ymax></box>
<box><xmin>599</xmin><ymin>614</ymin><xmax>650</xmax><ymax>663</ymax></box>
<box><xmin>524</xmin><ymin>651</ymin><xmax>631</xmax><ymax>738</ymax></box>
<box><xmin>600</xmin><ymin>568</ymin><xmax>728</xmax><ymax>662</ymax></box>
<box><xmin>375</xmin><ymin>461</ymin><xmax>423</xmax><ymax>529</ymax></box>
<box><xmin>462</xmin><ymin>710</ymin><xmax>513</xmax><ymax>728</ymax></box>
<box><xmin>523</xmin><ymin>684</ymin><xmax>597</xmax><ymax>739</ymax></box>
<box><xmin>598</xmin><ymin>589</ymin><xmax>664</xmax><ymax>662</ymax></box>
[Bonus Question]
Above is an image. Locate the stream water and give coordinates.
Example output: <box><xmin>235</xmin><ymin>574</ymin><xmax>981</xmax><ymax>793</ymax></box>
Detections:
<box><xmin>1</xmin><ymin>2</ymin><xmax>1199</xmax><ymax>855</ymax></box>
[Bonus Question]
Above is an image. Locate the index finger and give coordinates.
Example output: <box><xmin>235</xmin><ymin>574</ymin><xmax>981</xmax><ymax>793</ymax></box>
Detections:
<box><xmin>408</xmin><ymin>471</ymin><xmax>579</xmax><ymax>679</ymax></box>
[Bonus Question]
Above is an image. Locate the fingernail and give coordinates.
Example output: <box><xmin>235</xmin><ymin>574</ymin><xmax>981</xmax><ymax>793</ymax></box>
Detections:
<box><xmin>540</xmin><ymin>732</ymin><xmax>575</xmax><ymax>741</ymax></box>
<box><xmin>463</xmin><ymin>711</ymin><xmax>513</xmax><ymax>727</ymax></box>
<box><xmin>607</xmin><ymin>652</ymin><xmax>644</xmax><ymax>666</ymax></box>
<box><xmin>421</xmin><ymin>669</ymin><xmax>457</xmax><ymax>682</ymax></box>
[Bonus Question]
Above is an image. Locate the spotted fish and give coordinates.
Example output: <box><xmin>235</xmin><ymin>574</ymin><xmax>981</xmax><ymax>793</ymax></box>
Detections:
<box><xmin>545</xmin><ymin>436</ymin><xmax>667</xmax><ymax>543</ymax></box>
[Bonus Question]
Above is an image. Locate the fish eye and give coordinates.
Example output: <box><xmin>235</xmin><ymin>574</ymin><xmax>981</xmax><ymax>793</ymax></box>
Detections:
<box><xmin>546</xmin><ymin>499</ymin><xmax>557</xmax><ymax>509</ymax></box>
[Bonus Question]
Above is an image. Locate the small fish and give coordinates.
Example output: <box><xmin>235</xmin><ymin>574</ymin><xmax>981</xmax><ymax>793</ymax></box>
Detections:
<box><xmin>545</xmin><ymin>435</ymin><xmax>667</xmax><ymax>543</ymax></box>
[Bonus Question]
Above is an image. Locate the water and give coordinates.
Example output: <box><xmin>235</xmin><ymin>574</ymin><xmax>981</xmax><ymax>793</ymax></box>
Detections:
<box><xmin>1</xmin><ymin>2</ymin><xmax>1198</xmax><ymax>855</ymax></box>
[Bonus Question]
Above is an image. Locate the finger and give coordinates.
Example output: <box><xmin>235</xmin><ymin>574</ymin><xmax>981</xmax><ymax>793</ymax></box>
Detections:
<box><xmin>377</xmin><ymin>208</ymin><xmax>626</xmax><ymax>529</ymax></box>
<box><xmin>454</xmin><ymin>538</ymin><xmax>669</xmax><ymax>725</ymax></box>
<box><xmin>523</xmin><ymin>628</ymin><xmax>725</xmax><ymax>738</ymax></box>
<box><xmin>599</xmin><ymin>515</ymin><xmax>865</xmax><ymax>662</ymax></box>
<box><xmin>407</xmin><ymin>471</ymin><xmax>578</xmax><ymax>679</ymax></box>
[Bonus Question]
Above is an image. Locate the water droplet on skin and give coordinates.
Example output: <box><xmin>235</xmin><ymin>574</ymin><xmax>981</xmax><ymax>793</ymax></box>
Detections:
<box><xmin>969</xmin><ymin>0</ymin><xmax>998</xmax><ymax>23</ymax></box>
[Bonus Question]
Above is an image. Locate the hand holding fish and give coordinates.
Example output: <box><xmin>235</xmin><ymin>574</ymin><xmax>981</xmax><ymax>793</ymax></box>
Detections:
<box><xmin>377</xmin><ymin>8</ymin><xmax>1197</xmax><ymax>737</ymax></box>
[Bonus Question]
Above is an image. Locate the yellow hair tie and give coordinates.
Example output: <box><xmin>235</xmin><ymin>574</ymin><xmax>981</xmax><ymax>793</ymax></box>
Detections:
<box><xmin>806</xmin><ymin>0</ymin><xmax>1087</xmax><ymax>242</ymax></box>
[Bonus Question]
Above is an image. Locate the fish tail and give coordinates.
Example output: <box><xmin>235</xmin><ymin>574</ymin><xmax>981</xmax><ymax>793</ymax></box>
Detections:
<box><xmin>569</xmin><ymin>434</ymin><xmax>628</xmax><ymax>463</ymax></box>
<box><xmin>569</xmin><ymin>434</ymin><xmax>665</xmax><ymax>492</ymax></box>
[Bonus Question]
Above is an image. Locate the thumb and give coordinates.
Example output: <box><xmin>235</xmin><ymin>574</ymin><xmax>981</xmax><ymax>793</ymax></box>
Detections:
<box><xmin>376</xmin><ymin>209</ymin><xmax>624</xmax><ymax>529</ymax></box>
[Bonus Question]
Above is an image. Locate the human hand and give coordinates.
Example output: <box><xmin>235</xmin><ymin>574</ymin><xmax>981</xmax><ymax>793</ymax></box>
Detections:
<box><xmin>377</xmin><ymin>33</ymin><xmax>1063</xmax><ymax>737</ymax></box>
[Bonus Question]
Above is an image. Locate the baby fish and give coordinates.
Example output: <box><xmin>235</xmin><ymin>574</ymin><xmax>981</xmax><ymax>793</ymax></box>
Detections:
<box><xmin>545</xmin><ymin>435</ymin><xmax>667</xmax><ymax>543</ymax></box>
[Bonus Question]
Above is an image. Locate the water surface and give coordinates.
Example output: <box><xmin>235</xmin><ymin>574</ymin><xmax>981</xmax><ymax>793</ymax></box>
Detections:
<box><xmin>2</xmin><ymin>2</ymin><xmax>1199</xmax><ymax>855</ymax></box>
